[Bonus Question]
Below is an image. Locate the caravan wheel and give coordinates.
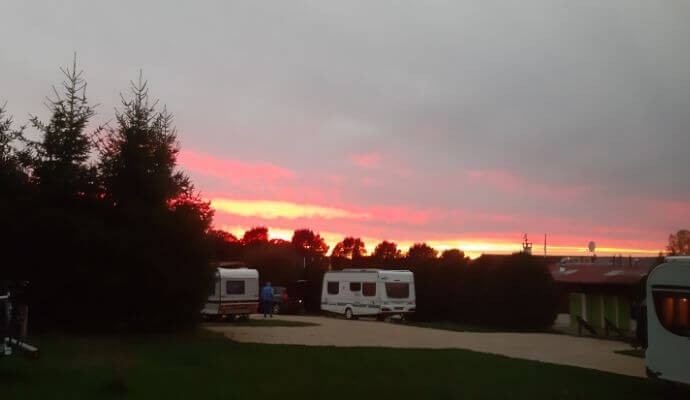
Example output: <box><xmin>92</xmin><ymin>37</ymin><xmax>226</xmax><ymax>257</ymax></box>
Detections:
<box><xmin>345</xmin><ymin>308</ymin><xmax>354</xmax><ymax>320</ymax></box>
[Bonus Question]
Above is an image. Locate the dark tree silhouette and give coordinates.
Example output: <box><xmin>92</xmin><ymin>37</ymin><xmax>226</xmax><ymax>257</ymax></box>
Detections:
<box><xmin>372</xmin><ymin>240</ymin><xmax>401</xmax><ymax>260</ymax></box>
<box><xmin>667</xmin><ymin>229</ymin><xmax>690</xmax><ymax>256</ymax></box>
<box><xmin>331</xmin><ymin>237</ymin><xmax>367</xmax><ymax>259</ymax></box>
<box><xmin>291</xmin><ymin>229</ymin><xmax>329</xmax><ymax>255</ymax></box>
<box><xmin>0</xmin><ymin>104</ymin><xmax>33</xmax><ymax>282</ymax></box>
<box><xmin>99</xmin><ymin>73</ymin><xmax>189</xmax><ymax>211</ymax></box>
<box><xmin>407</xmin><ymin>242</ymin><xmax>438</xmax><ymax>260</ymax></box>
<box><xmin>290</xmin><ymin>229</ymin><xmax>330</xmax><ymax>310</ymax></box>
<box><xmin>440</xmin><ymin>249</ymin><xmax>468</xmax><ymax>263</ymax></box>
<box><xmin>208</xmin><ymin>229</ymin><xmax>242</xmax><ymax>261</ymax></box>
<box><xmin>243</xmin><ymin>241</ymin><xmax>301</xmax><ymax>286</ymax></box>
<box><xmin>0</xmin><ymin>105</ymin><xmax>26</xmax><ymax>170</ymax></box>
<box><xmin>0</xmin><ymin>104</ymin><xmax>31</xmax><ymax>188</ymax></box>
<box><xmin>480</xmin><ymin>253</ymin><xmax>559</xmax><ymax>329</ymax></box>
<box><xmin>94</xmin><ymin>73</ymin><xmax>213</xmax><ymax>331</ymax></box>
<box><xmin>209</xmin><ymin>229</ymin><xmax>238</xmax><ymax>243</ymax></box>
<box><xmin>30</xmin><ymin>56</ymin><xmax>99</xmax><ymax>200</ymax></box>
<box><xmin>242</xmin><ymin>226</ymin><xmax>269</xmax><ymax>245</ymax></box>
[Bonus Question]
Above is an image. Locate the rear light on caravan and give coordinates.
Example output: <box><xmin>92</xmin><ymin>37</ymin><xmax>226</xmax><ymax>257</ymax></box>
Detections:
<box><xmin>283</xmin><ymin>292</ymin><xmax>289</xmax><ymax>302</ymax></box>
<box><xmin>381</xmin><ymin>307</ymin><xmax>391</xmax><ymax>312</ymax></box>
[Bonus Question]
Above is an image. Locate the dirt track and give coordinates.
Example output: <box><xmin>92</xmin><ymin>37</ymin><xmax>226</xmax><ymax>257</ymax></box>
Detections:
<box><xmin>206</xmin><ymin>315</ymin><xmax>645</xmax><ymax>378</ymax></box>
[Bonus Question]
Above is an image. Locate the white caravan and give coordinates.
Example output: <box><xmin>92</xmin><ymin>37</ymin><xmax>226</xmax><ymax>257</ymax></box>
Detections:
<box><xmin>644</xmin><ymin>257</ymin><xmax>690</xmax><ymax>385</ymax></box>
<box><xmin>202</xmin><ymin>263</ymin><xmax>259</xmax><ymax>319</ymax></box>
<box><xmin>321</xmin><ymin>269</ymin><xmax>415</xmax><ymax>320</ymax></box>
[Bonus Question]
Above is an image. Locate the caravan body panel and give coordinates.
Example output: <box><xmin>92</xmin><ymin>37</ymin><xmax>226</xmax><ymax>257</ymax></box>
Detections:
<box><xmin>645</xmin><ymin>259</ymin><xmax>690</xmax><ymax>385</ymax></box>
<box><xmin>320</xmin><ymin>269</ymin><xmax>416</xmax><ymax>318</ymax></box>
<box><xmin>203</xmin><ymin>267</ymin><xmax>260</xmax><ymax>316</ymax></box>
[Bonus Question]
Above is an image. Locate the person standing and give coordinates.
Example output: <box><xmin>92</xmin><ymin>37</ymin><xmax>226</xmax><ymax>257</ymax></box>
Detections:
<box><xmin>260</xmin><ymin>282</ymin><xmax>274</xmax><ymax>318</ymax></box>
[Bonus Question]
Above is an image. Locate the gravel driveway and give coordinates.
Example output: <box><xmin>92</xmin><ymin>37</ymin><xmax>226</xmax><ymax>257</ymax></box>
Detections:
<box><xmin>206</xmin><ymin>315</ymin><xmax>645</xmax><ymax>378</ymax></box>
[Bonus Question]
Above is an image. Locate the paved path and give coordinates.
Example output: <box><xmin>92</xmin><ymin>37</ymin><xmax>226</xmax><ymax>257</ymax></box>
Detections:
<box><xmin>206</xmin><ymin>315</ymin><xmax>645</xmax><ymax>378</ymax></box>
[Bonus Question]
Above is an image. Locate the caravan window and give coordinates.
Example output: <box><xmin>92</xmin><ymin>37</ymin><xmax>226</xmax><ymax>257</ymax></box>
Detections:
<box><xmin>349</xmin><ymin>282</ymin><xmax>361</xmax><ymax>292</ymax></box>
<box><xmin>385</xmin><ymin>282</ymin><xmax>409</xmax><ymax>298</ymax></box>
<box><xmin>327</xmin><ymin>281</ymin><xmax>339</xmax><ymax>295</ymax></box>
<box><xmin>652</xmin><ymin>286</ymin><xmax>690</xmax><ymax>337</ymax></box>
<box><xmin>226</xmin><ymin>280</ymin><xmax>245</xmax><ymax>295</ymax></box>
<box><xmin>362</xmin><ymin>282</ymin><xmax>376</xmax><ymax>297</ymax></box>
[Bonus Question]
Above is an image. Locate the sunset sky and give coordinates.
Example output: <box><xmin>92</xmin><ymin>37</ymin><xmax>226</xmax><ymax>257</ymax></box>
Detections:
<box><xmin>2</xmin><ymin>1</ymin><xmax>689</xmax><ymax>258</ymax></box>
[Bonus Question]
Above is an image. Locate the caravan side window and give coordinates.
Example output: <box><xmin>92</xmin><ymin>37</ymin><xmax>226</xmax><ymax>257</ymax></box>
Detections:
<box><xmin>226</xmin><ymin>280</ymin><xmax>245</xmax><ymax>295</ymax></box>
<box><xmin>327</xmin><ymin>281</ymin><xmax>339</xmax><ymax>295</ymax></box>
<box><xmin>652</xmin><ymin>286</ymin><xmax>690</xmax><ymax>337</ymax></box>
<box><xmin>349</xmin><ymin>282</ymin><xmax>361</xmax><ymax>292</ymax></box>
<box><xmin>362</xmin><ymin>282</ymin><xmax>376</xmax><ymax>297</ymax></box>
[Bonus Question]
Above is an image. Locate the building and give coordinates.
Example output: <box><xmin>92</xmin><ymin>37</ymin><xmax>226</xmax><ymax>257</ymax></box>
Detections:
<box><xmin>549</xmin><ymin>258</ymin><xmax>653</xmax><ymax>333</ymax></box>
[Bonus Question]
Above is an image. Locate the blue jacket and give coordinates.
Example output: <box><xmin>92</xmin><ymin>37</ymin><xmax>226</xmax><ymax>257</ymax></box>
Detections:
<box><xmin>260</xmin><ymin>285</ymin><xmax>274</xmax><ymax>302</ymax></box>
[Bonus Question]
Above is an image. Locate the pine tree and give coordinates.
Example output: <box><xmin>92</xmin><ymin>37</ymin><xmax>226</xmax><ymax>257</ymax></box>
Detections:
<box><xmin>30</xmin><ymin>55</ymin><xmax>98</xmax><ymax>200</ymax></box>
<box><xmin>0</xmin><ymin>103</ymin><xmax>28</xmax><ymax>178</ymax></box>
<box><xmin>97</xmin><ymin>73</ymin><xmax>213</xmax><ymax>331</ymax></box>
<box><xmin>99</xmin><ymin>73</ymin><xmax>189</xmax><ymax>211</ymax></box>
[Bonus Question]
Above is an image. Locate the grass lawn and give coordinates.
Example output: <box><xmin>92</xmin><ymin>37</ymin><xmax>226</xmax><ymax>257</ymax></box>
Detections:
<box><xmin>0</xmin><ymin>330</ymin><xmax>673</xmax><ymax>400</ymax></box>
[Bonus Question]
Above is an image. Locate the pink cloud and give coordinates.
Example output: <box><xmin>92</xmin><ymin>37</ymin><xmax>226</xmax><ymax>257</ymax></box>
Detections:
<box><xmin>466</xmin><ymin>169</ymin><xmax>588</xmax><ymax>200</ymax></box>
<box><xmin>649</xmin><ymin>199</ymin><xmax>690</xmax><ymax>220</ymax></box>
<box><xmin>179</xmin><ymin>150</ymin><xmax>294</xmax><ymax>183</ymax></box>
<box><xmin>368</xmin><ymin>206</ymin><xmax>432</xmax><ymax>225</ymax></box>
<box><xmin>351</xmin><ymin>152</ymin><xmax>381</xmax><ymax>168</ymax></box>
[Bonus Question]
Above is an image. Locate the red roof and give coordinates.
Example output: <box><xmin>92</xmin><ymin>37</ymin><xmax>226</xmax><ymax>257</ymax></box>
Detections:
<box><xmin>549</xmin><ymin>262</ymin><xmax>649</xmax><ymax>285</ymax></box>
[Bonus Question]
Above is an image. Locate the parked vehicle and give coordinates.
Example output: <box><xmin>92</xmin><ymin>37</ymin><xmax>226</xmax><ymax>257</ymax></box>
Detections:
<box><xmin>320</xmin><ymin>269</ymin><xmax>415</xmax><ymax>320</ymax></box>
<box><xmin>642</xmin><ymin>256</ymin><xmax>690</xmax><ymax>386</ymax></box>
<box><xmin>202</xmin><ymin>263</ymin><xmax>259</xmax><ymax>320</ymax></box>
<box><xmin>271</xmin><ymin>280</ymin><xmax>307</xmax><ymax>315</ymax></box>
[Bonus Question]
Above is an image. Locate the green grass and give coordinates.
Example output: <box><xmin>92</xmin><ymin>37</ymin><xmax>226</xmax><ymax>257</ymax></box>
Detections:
<box><xmin>204</xmin><ymin>319</ymin><xmax>318</xmax><ymax>327</ymax></box>
<box><xmin>0</xmin><ymin>331</ymin><xmax>673</xmax><ymax>400</ymax></box>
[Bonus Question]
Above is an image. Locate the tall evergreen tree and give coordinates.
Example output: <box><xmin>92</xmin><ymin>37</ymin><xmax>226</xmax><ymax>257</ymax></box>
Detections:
<box><xmin>97</xmin><ymin>73</ymin><xmax>213</xmax><ymax>331</ymax></box>
<box><xmin>99</xmin><ymin>74</ymin><xmax>189</xmax><ymax>212</ymax></box>
<box><xmin>0</xmin><ymin>104</ymin><xmax>33</xmax><ymax>281</ymax></box>
<box><xmin>30</xmin><ymin>56</ymin><xmax>97</xmax><ymax>200</ymax></box>
<box><xmin>0</xmin><ymin>103</ymin><xmax>30</xmax><ymax>186</ymax></box>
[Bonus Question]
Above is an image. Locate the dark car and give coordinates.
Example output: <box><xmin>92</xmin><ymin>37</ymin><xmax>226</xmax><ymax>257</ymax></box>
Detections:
<box><xmin>271</xmin><ymin>280</ymin><xmax>307</xmax><ymax>315</ymax></box>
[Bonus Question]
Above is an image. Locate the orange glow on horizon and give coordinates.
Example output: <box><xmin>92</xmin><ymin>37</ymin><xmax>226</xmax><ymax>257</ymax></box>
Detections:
<box><xmin>216</xmin><ymin>225</ymin><xmax>664</xmax><ymax>260</ymax></box>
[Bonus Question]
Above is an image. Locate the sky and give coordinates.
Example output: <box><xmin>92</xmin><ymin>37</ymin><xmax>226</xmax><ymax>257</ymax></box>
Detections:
<box><xmin>2</xmin><ymin>1</ymin><xmax>689</xmax><ymax>258</ymax></box>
